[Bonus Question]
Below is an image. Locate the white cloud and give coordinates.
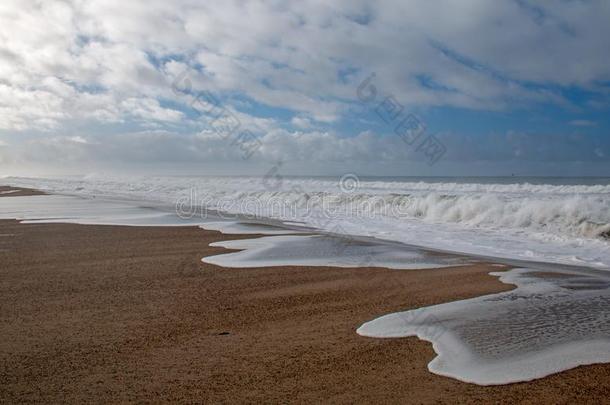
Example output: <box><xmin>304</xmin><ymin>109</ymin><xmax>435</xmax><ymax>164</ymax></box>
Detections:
<box><xmin>569</xmin><ymin>120</ymin><xmax>597</xmax><ymax>127</ymax></box>
<box><xmin>1</xmin><ymin>0</ymin><xmax>609</xmax><ymax>133</ymax></box>
<box><xmin>67</xmin><ymin>136</ymin><xmax>88</xmax><ymax>144</ymax></box>
<box><xmin>120</xmin><ymin>98</ymin><xmax>183</xmax><ymax>122</ymax></box>
<box><xmin>291</xmin><ymin>116</ymin><xmax>313</xmax><ymax>129</ymax></box>
<box><xmin>0</xmin><ymin>0</ymin><xmax>608</xmax><ymax>177</ymax></box>
<box><xmin>2</xmin><ymin>127</ymin><xmax>606</xmax><ymax>169</ymax></box>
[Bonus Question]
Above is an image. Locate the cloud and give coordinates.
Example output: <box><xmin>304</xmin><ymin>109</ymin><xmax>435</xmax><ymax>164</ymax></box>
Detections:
<box><xmin>291</xmin><ymin>116</ymin><xmax>313</xmax><ymax>129</ymax></box>
<box><xmin>120</xmin><ymin>98</ymin><xmax>183</xmax><ymax>122</ymax></box>
<box><xmin>2</xmin><ymin>128</ymin><xmax>606</xmax><ymax>169</ymax></box>
<box><xmin>1</xmin><ymin>0</ymin><xmax>610</xmax><ymax>133</ymax></box>
<box><xmin>569</xmin><ymin>120</ymin><xmax>597</xmax><ymax>127</ymax></box>
<box><xmin>0</xmin><ymin>0</ymin><xmax>608</xmax><ymax>176</ymax></box>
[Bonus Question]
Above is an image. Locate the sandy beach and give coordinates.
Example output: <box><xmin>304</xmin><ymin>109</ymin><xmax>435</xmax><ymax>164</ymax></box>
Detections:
<box><xmin>3</xmin><ymin>1</ymin><xmax>610</xmax><ymax>400</ymax></box>
<box><xmin>1</xmin><ymin>188</ymin><xmax>609</xmax><ymax>403</ymax></box>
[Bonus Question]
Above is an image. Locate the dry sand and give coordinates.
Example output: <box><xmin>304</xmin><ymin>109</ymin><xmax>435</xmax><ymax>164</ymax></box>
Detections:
<box><xmin>1</xmin><ymin>188</ymin><xmax>609</xmax><ymax>403</ymax></box>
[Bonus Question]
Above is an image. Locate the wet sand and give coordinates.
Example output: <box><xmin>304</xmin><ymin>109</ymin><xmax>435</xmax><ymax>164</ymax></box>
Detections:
<box><xmin>0</xmin><ymin>185</ymin><xmax>46</xmax><ymax>197</ymax></box>
<box><xmin>1</xmin><ymin>189</ymin><xmax>609</xmax><ymax>403</ymax></box>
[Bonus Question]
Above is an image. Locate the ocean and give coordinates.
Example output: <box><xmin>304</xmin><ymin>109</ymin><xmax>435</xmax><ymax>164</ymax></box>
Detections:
<box><xmin>4</xmin><ymin>174</ymin><xmax>610</xmax><ymax>270</ymax></box>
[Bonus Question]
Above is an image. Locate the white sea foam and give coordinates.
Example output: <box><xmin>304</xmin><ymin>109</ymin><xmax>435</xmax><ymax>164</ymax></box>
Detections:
<box><xmin>357</xmin><ymin>267</ymin><xmax>610</xmax><ymax>385</ymax></box>
<box><xmin>4</xmin><ymin>175</ymin><xmax>610</xmax><ymax>270</ymax></box>
<box><xmin>0</xmin><ymin>195</ymin><xmax>213</xmax><ymax>227</ymax></box>
<box><xmin>0</xmin><ymin>195</ymin><xmax>303</xmax><ymax>236</ymax></box>
<box><xmin>200</xmin><ymin>221</ymin><xmax>299</xmax><ymax>235</ymax></box>
<box><xmin>203</xmin><ymin>234</ymin><xmax>471</xmax><ymax>269</ymax></box>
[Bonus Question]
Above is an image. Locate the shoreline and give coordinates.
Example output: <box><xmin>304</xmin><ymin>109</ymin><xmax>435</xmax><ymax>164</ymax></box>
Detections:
<box><xmin>0</xmin><ymin>185</ymin><xmax>46</xmax><ymax>197</ymax></box>
<box><xmin>1</xmin><ymin>187</ymin><xmax>610</xmax><ymax>402</ymax></box>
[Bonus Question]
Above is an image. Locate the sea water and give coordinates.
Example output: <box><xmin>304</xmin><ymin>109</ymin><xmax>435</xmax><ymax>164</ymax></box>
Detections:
<box><xmin>5</xmin><ymin>175</ymin><xmax>610</xmax><ymax>270</ymax></box>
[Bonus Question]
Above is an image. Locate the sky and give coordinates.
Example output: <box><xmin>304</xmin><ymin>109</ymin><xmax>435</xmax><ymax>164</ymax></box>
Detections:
<box><xmin>0</xmin><ymin>0</ymin><xmax>609</xmax><ymax>177</ymax></box>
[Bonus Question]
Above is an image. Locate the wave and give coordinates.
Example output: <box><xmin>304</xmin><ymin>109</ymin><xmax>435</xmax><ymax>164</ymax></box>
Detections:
<box><xmin>356</xmin><ymin>181</ymin><xmax>610</xmax><ymax>195</ymax></box>
<box><xmin>5</xmin><ymin>175</ymin><xmax>610</xmax><ymax>268</ymax></box>
<box><xmin>185</xmin><ymin>190</ymin><xmax>610</xmax><ymax>240</ymax></box>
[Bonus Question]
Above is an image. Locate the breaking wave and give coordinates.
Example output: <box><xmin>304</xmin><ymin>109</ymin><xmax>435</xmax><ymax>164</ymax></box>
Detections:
<box><xmin>5</xmin><ymin>174</ymin><xmax>610</xmax><ymax>268</ymax></box>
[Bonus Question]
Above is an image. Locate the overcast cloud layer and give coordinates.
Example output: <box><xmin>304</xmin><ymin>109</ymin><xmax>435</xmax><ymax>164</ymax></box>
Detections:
<box><xmin>0</xmin><ymin>0</ymin><xmax>609</xmax><ymax>175</ymax></box>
